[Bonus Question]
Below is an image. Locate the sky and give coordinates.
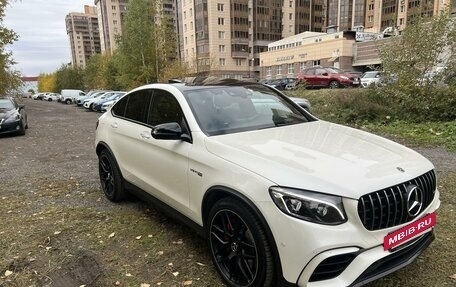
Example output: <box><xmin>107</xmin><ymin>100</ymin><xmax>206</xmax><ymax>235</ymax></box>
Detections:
<box><xmin>5</xmin><ymin>0</ymin><xmax>95</xmax><ymax>76</ymax></box>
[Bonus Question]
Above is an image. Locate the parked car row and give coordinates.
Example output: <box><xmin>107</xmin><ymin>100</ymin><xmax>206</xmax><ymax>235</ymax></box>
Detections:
<box><xmin>32</xmin><ymin>92</ymin><xmax>61</xmax><ymax>101</ymax></box>
<box><xmin>262</xmin><ymin>68</ymin><xmax>389</xmax><ymax>90</ymax></box>
<box><xmin>56</xmin><ymin>89</ymin><xmax>127</xmax><ymax>113</ymax></box>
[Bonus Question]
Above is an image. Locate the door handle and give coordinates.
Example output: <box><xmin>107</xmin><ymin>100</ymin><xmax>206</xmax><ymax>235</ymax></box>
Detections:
<box><xmin>140</xmin><ymin>132</ymin><xmax>151</xmax><ymax>139</ymax></box>
<box><xmin>110</xmin><ymin>122</ymin><xmax>118</xmax><ymax>128</ymax></box>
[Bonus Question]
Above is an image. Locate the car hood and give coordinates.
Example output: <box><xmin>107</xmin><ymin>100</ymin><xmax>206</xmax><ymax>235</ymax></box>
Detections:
<box><xmin>0</xmin><ymin>109</ymin><xmax>15</xmax><ymax>120</ymax></box>
<box><xmin>204</xmin><ymin>121</ymin><xmax>434</xmax><ymax>198</ymax></box>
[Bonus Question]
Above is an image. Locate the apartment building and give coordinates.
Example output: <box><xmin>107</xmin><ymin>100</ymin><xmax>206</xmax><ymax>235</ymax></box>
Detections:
<box><xmin>94</xmin><ymin>0</ymin><xmax>129</xmax><ymax>54</ymax></box>
<box><xmin>66</xmin><ymin>5</ymin><xmax>101</xmax><ymax>68</ymax></box>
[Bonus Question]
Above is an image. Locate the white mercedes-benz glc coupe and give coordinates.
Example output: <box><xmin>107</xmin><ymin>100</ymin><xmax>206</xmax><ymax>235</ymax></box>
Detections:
<box><xmin>95</xmin><ymin>78</ymin><xmax>439</xmax><ymax>287</ymax></box>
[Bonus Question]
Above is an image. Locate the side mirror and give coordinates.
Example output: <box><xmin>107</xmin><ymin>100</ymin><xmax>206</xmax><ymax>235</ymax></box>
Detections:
<box><xmin>18</xmin><ymin>104</ymin><xmax>25</xmax><ymax>110</ymax></box>
<box><xmin>152</xmin><ymin>122</ymin><xmax>192</xmax><ymax>143</ymax></box>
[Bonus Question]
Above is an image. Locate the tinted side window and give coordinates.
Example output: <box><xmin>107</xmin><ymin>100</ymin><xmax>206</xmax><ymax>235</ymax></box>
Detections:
<box><xmin>124</xmin><ymin>90</ymin><xmax>152</xmax><ymax>124</ymax></box>
<box><xmin>111</xmin><ymin>94</ymin><xmax>128</xmax><ymax>117</ymax></box>
<box><xmin>147</xmin><ymin>90</ymin><xmax>183</xmax><ymax>126</ymax></box>
<box><xmin>112</xmin><ymin>90</ymin><xmax>151</xmax><ymax>124</ymax></box>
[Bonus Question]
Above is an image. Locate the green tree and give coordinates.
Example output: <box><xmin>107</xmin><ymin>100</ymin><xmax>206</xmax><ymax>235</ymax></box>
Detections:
<box><xmin>378</xmin><ymin>12</ymin><xmax>456</xmax><ymax>121</ymax></box>
<box><xmin>54</xmin><ymin>64</ymin><xmax>84</xmax><ymax>92</ymax></box>
<box><xmin>0</xmin><ymin>0</ymin><xmax>21</xmax><ymax>95</ymax></box>
<box><xmin>115</xmin><ymin>0</ymin><xmax>157</xmax><ymax>89</ymax></box>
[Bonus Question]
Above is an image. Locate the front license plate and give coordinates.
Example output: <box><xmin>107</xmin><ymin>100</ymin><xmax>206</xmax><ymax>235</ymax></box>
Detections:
<box><xmin>383</xmin><ymin>212</ymin><xmax>436</xmax><ymax>251</ymax></box>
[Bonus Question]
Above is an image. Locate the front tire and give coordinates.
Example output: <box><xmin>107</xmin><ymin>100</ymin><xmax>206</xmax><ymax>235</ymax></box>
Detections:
<box><xmin>98</xmin><ymin>149</ymin><xmax>126</xmax><ymax>202</ymax></box>
<box><xmin>207</xmin><ymin>197</ymin><xmax>275</xmax><ymax>287</ymax></box>
<box><xmin>329</xmin><ymin>80</ymin><xmax>339</xmax><ymax>89</ymax></box>
<box><xmin>65</xmin><ymin>99</ymin><xmax>72</xmax><ymax>104</ymax></box>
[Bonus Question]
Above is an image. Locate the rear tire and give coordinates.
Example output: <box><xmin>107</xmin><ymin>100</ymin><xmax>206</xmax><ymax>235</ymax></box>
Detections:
<box><xmin>65</xmin><ymin>99</ymin><xmax>72</xmax><ymax>104</ymax></box>
<box><xmin>207</xmin><ymin>197</ymin><xmax>275</xmax><ymax>287</ymax></box>
<box><xmin>98</xmin><ymin>149</ymin><xmax>127</xmax><ymax>202</ymax></box>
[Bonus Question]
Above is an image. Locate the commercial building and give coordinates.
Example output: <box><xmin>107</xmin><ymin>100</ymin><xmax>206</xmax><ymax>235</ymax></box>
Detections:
<box><xmin>65</xmin><ymin>6</ymin><xmax>101</xmax><ymax>68</ymax></box>
<box><xmin>259</xmin><ymin>31</ymin><xmax>358</xmax><ymax>79</ymax></box>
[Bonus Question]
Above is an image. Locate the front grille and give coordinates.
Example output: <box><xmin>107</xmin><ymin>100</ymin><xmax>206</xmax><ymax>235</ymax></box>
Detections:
<box><xmin>309</xmin><ymin>253</ymin><xmax>357</xmax><ymax>282</ymax></box>
<box><xmin>358</xmin><ymin>170</ymin><xmax>436</xmax><ymax>231</ymax></box>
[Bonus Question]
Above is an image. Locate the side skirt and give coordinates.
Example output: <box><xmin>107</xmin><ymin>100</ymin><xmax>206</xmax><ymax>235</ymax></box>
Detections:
<box><xmin>123</xmin><ymin>181</ymin><xmax>206</xmax><ymax>238</ymax></box>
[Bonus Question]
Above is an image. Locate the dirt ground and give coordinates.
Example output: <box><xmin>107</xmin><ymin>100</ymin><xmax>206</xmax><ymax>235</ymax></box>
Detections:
<box><xmin>0</xmin><ymin>98</ymin><xmax>454</xmax><ymax>287</ymax></box>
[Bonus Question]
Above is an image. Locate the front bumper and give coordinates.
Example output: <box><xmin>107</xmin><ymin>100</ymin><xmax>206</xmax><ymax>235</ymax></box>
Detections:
<box><xmin>0</xmin><ymin>120</ymin><xmax>22</xmax><ymax>135</ymax></box>
<box><xmin>258</xmin><ymin>189</ymin><xmax>440</xmax><ymax>286</ymax></box>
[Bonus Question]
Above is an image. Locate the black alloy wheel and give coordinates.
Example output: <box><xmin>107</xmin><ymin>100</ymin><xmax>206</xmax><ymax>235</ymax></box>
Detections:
<box><xmin>208</xmin><ymin>198</ymin><xmax>275</xmax><ymax>287</ymax></box>
<box><xmin>98</xmin><ymin>150</ymin><xmax>126</xmax><ymax>201</ymax></box>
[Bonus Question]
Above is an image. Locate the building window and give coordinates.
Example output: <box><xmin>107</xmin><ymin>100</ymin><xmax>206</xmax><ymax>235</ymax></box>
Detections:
<box><xmin>267</xmin><ymin>66</ymin><xmax>271</xmax><ymax>76</ymax></box>
<box><xmin>289</xmin><ymin>1</ymin><xmax>293</xmax><ymax>7</ymax></box>
<box><xmin>277</xmin><ymin>65</ymin><xmax>282</xmax><ymax>75</ymax></box>
<box><xmin>113</xmin><ymin>20</ymin><xmax>118</xmax><ymax>25</ymax></box>
<box><xmin>300</xmin><ymin>62</ymin><xmax>306</xmax><ymax>71</ymax></box>
<box><xmin>219</xmin><ymin>45</ymin><xmax>225</xmax><ymax>52</ymax></box>
<box><xmin>185</xmin><ymin>37</ymin><xmax>188</xmax><ymax>44</ymax></box>
<box><xmin>184</xmin><ymin>24</ymin><xmax>187</xmax><ymax>31</ymax></box>
<box><xmin>218</xmin><ymin>17</ymin><xmax>224</xmax><ymax>25</ymax></box>
<box><xmin>217</xmin><ymin>3</ymin><xmax>224</xmax><ymax>11</ymax></box>
<box><xmin>401</xmin><ymin>5</ymin><xmax>405</xmax><ymax>12</ymax></box>
<box><xmin>288</xmin><ymin>63</ymin><xmax>294</xmax><ymax>74</ymax></box>
<box><xmin>184</xmin><ymin>11</ymin><xmax>186</xmax><ymax>19</ymax></box>
<box><xmin>112</xmin><ymin>5</ymin><xmax>116</xmax><ymax>10</ymax></box>
<box><xmin>289</xmin><ymin>25</ymin><xmax>292</xmax><ymax>32</ymax></box>
<box><xmin>289</xmin><ymin>13</ymin><xmax>293</xmax><ymax>20</ymax></box>
<box><xmin>235</xmin><ymin>59</ymin><xmax>242</xmax><ymax>66</ymax></box>
<box><xmin>190</xmin><ymin>8</ymin><xmax>193</xmax><ymax>17</ymax></box>
<box><xmin>219</xmin><ymin>58</ymin><xmax>226</xmax><ymax>66</ymax></box>
<box><xmin>313</xmin><ymin>60</ymin><xmax>321</xmax><ymax>66</ymax></box>
<box><xmin>368</xmin><ymin>4</ymin><xmax>374</xmax><ymax>10</ymax></box>
<box><xmin>399</xmin><ymin>18</ymin><xmax>404</xmax><ymax>25</ymax></box>
<box><xmin>218</xmin><ymin>31</ymin><xmax>225</xmax><ymax>39</ymax></box>
<box><xmin>368</xmin><ymin>15</ymin><xmax>373</xmax><ymax>22</ymax></box>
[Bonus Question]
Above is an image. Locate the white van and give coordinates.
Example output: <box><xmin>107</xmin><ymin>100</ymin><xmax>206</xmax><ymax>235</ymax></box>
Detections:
<box><xmin>60</xmin><ymin>89</ymin><xmax>85</xmax><ymax>104</ymax></box>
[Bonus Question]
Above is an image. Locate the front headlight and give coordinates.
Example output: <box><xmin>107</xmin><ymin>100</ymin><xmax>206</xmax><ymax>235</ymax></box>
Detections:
<box><xmin>340</xmin><ymin>76</ymin><xmax>350</xmax><ymax>80</ymax></box>
<box><xmin>269</xmin><ymin>186</ymin><xmax>347</xmax><ymax>225</ymax></box>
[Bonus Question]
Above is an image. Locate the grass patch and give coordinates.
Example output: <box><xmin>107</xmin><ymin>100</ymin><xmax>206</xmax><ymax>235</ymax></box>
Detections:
<box><xmin>0</xmin><ymin>179</ymin><xmax>223</xmax><ymax>287</ymax></box>
<box><xmin>286</xmin><ymin>88</ymin><xmax>456</xmax><ymax>151</ymax></box>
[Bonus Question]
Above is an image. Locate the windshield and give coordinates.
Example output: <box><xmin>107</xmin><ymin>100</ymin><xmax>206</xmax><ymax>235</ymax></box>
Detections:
<box><xmin>184</xmin><ymin>85</ymin><xmax>311</xmax><ymax>136</ymax></box>
<box><xmin>0</xmin><ymin>99</ymin><xmax>15</xmax><ymax>109</ymax></box>
<box><xmin>362</xmin><ymin>72</ymin><xmax>378</xmax><ymax>79</ymax></box>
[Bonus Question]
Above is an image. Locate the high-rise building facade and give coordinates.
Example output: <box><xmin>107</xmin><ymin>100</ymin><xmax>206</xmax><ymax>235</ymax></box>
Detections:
<box><xmin>180</xmin><ymin>0</ymin><xmax>305</xmax><ymax>79</ymax></box>
<box><xmin>94</xmin><ymin>0</ymin><xmax>129</xmax><ymax>54</ymax></box>
<box><xmin>66</xmin><ymin>5</ymin><xmax>101</xmax><ymax>68</ymax></box>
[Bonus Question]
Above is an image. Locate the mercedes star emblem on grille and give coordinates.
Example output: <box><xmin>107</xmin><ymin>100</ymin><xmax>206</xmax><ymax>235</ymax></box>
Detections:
<box><xmin>405</xmin><ymin>184</ymin><xmax>423</xmax><ymax>217</ymax></box>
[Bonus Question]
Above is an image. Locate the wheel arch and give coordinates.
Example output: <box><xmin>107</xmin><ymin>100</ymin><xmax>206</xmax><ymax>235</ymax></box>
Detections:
<box><xmin>202</xmin><ymin>185</ymin><xmax>284</xmax><ymax>283</ymax></box>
